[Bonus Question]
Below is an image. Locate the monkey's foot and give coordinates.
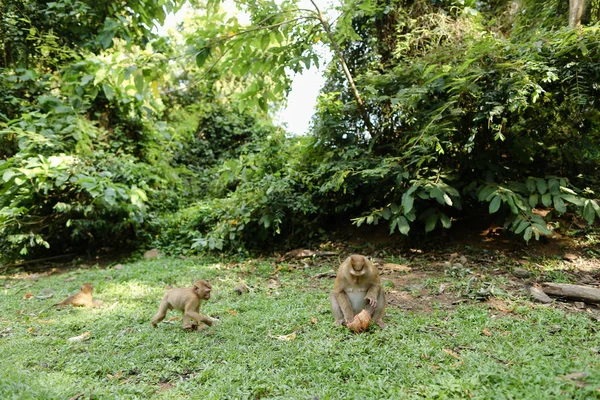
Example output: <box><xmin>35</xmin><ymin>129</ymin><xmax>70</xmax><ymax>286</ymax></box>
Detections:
<box><xmin>375</xmin><ymin>319</ymin><xmax>387</xmax><ymax>329</ymax></box>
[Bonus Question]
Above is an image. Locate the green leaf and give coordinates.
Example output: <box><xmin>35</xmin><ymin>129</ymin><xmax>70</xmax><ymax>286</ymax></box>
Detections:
<box><xmin>548</xmin><ymin>179</ymin><xmax>560</xmax><ymax>194</ymax></box>
<box><xmin>535</xmin><ymin>178</ymin><xmax>547</xmax><ymax>194</ymax></box>
<box><xmin>562</xmin><ymin>195</ymin><xmax>584</xmax><ymax>206</ymax></box>
<box><xmin>528</xmin><ymin>193</ymin><xmax>538</xmax><ymax>208</ymax></box>
<box><xmin>195</xmin><ymin>47</ymin><xmax>211</xmax><ymax>68</ymax></box>
<box><xmin>397</xmin><ymin>216</ymin><xmax>410</xmax><ymax>235</ymax></box>
<box><xmin>489</xmin><ymin>195</ymin><xmax>501</xmax><ymax>214</ymax></box>
<box><xmin>442</xmin><ymin>193</ymin><xmax>453</xmax><ymax>206</ymax></box>
<box><xmin>525</xmin><ymin>178</ymin><xmax>536</xmax><ymax>193</ymax></box>
<box><xmin>591</xmin><ymin>200</ymin><xmax>600</xmax><ymax>218</ymax></box>
<box><xmin>429</xmin><ymin>186</ymin><xmax>444</xmax><ymax>201</ymax></box>
<box><xmin>532</xmin><ymin>222</ymin><xmax>552</xmax><ymax>236</ymax></box>
<box><xmin>102</xmin><ymin>84</ymin><xmax>115</xmax><ymax>100</ymax></box>
<box><xmin>425</xmin><ymin>214</ymin><xmax>437</xmax><ymax>233</ymax></box>
<box><xmin>478</xmin><ymin>186</ymin><xmax>495</xmax><ymax>202</ymax></box>
<box><xmin>402</xmin><ymin>192</ymin><xmax>414</xmax><ymax>214</ymax></box>
<box><xmin>406</xmin><ymin>184</ymin><xmax>419</xmax><ymax>195</ymax></box>
<box><xmin>440</xmin><ymin>213</ymin><xmax>451</xmax><ymax>228</ymax></box>
<box><xmin>134</xmin><ymin>73</ymin><xmax>145</xmax><ymax>94</ymax></box>
<box><xmin>560</xmin><ymin>186</ymin><xmax>577</xmax><ymax>195</ymax></box>
<box><xmin>583</xmin><ymin>201</ymin><xmax>596</xmax><ymax>224</ymax></box>
<box><xmin>388</xmin><ymin>218</ymin><xmax>396</xmax><ymax>233</ymax></box>
<box><xmin>541</xmin><ymin>193</ymin><xmax>552</xmax><ymax>207</ymax></box>
<box><xmin>381</xmin><ymin>208</ymin><xmax>391</xmax><ymax>220</ymax></box>
<box><xmin>81</xmin><ymin>74</ymin><xmax>94</xmax><ymax>86</ymax></box>
<box><xmin>514</xmin><ymin>219</ymin><xmax>529</xmax><ymax>234</ymax></box>
<box><xmin>2</xmin><ymin>169</ymin><xmax>16</xmax><ymax>182</ymax></box>
<box><xmin>523</xmin><ymin>226</ymin><xmax>532</xmax><ymax>242</ymax></box>
<box><xmin>552</xmin><ymin>196</ymin><xmax>566</xmax><ymax>213</ymax></box>
<box><xmin>261</xmin><ymin>34</ymin><xmax>270</xmax><ymax>50</ymax></box>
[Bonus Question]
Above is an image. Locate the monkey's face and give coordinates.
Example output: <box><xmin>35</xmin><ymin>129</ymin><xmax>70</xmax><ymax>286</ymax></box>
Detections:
<box><xmin>81</xmin><ymin>283</ymin><xmax>94</xmax><ymax>294</ymax></box>
<box><xmin>194</xmin><ymin>281</ymin><xmax>212</xmax><ymax>299</ymax></box>
<box><xmin>349</xmin><ymin>256</ymin><xmax>367</xmax><ymax>277</ymax></box>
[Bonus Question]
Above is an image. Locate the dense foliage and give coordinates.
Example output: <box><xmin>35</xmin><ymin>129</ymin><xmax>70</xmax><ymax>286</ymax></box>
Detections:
<box><xmin>1</xmin><ymin>0</ymin><xmax>600</xmax><ymax>263</ymax></box>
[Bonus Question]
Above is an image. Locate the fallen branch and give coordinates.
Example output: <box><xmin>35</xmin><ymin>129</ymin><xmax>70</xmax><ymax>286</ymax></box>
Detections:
<box><xmin>541</xmin><ymin>282</ymin><xmax>600</xmax><ymax>303</ymax></box>
<box><xmin>529</xmin><ymin>285</ymin><xmax>552</xmax><ymax>304</ymax></box>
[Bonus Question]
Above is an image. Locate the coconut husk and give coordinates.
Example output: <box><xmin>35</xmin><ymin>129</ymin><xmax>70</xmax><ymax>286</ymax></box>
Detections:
<box><xmin>347</xmin><ymin>310</ymin><xmax>371</xmax><ymax>333</ymax></box>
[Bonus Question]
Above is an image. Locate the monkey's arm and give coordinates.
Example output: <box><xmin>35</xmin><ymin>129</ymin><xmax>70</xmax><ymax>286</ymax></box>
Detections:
<box><xmin>365</xmin><ymin>284</ymin><xmax>381</xmax><ymax>308</ymax></box>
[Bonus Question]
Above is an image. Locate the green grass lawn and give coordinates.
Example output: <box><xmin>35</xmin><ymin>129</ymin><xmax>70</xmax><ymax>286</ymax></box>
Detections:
<box><xmin>1</xmin><ymin>256</ymin><xmax>599</xmax><ymax>399</ymax></box>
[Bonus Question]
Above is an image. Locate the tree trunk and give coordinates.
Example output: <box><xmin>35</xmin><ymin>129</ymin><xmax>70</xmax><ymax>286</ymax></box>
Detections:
<box><xmin>569</xmin><ymin>0</ymin><xmax>586</xmax><ymax>27</ymax></box>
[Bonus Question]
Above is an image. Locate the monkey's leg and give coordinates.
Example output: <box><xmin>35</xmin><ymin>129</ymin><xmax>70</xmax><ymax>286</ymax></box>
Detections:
<box><xmin>182</xmin><ymin>314</ymin><xmax>193</xmax><ymax>330</ymax></box>
<box><xmin>151</xmin><ymin>300</ymin><xmax>169</xmax><ymax>327</ymax></box>
<box><xmin>184</xmin><ymin>310</ymin><xmax>214</xmax><ymax>327</ymax></box>
<box><xmin>330</xmin><ymin>293</ymin><xmax>346</xmax><ymax>325</ymax></box>
<box><xmin>369</xmin><ymin>290</ymin><xmax>387</xmax><ymax>328</ymax></box>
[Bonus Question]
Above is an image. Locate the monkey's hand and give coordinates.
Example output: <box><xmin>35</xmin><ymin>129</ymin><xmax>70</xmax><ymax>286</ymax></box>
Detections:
<box><xmin>365</xmin><ymin>296</ymin><xmax>378</xmax><ymax>309</ymax></box>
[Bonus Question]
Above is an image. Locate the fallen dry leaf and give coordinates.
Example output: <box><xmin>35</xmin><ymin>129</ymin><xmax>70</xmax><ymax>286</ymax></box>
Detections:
<box><xmin>107</xmin><ymin>371</ymin><xmax>123</xmax><ymax>379</ymax></box>
<box><xmin>266</xmin><ymin>278</ymin><xmax>280</xmax><ymax>289</ymax></box>
<box><xmin>23</xmin><ymin>293</ymin><xmax>34</xmax><ymax>299</ymax></box>
<box><xmin>68</xmin><ymin>393</ymin><xmax>85</xmax><ymax>400</ymax></box>
<box><xmin>35</xmin><ymin>294</ymin><xmax>54</xmax><ymax>300</ymax></box>
<box><xmin>159</xmin><ymin>382</ymin><xmax>175</xmax><ymax>392</ymax></box>
<box><xmin>443</xmin><ymin>348</ymin><xmax>460</xmax><ymax>359</ymax></box>
<box><xmin>167</xmin><ymin>316</ymin><xmax>181</xmax><ymax>322</ymax></box>
<box><xmin>226</xmin><ymin>310</ymin><xmax>237</xmax><ymax>315</ymax></box>
<box><xmin>310</xmin><ymin>316</ymin><xmax>318</xmax><ymax>324</ymax></box>
<box><xmin>482</xmin><ymin>328</ymin><xmax>492</xmax><ymax>337</ymax></box>
<box><xmin>562</xmin><ymin>372</ymin><xmax>588</xmax><ymax>380</ymax></box>
<box><xmin>64</xmin><ymin>277</ymin><xmax>76</xmax><ymax>282</ymax></box>
<box><xmin>67</xmin><ymin>331</ymin><xmax>90</xmax><ymax>342</ymax></box>
<box><xmin>381</xmin><ymin>263</ymin><xmax>412</xmax><ymax>273</ymax></box>
<box><xmin>270</xmin><ymin>332</ymin><xmax>297</xmax><ymax>341</ymax></box>
<box><xmin>37</xmin><ymin>319</ymin><xmax>54</xmax><ymax>324</ymax></box>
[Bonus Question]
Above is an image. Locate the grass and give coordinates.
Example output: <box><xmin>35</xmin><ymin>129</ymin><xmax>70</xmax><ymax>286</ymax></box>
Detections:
<box><xmin>1</xmin><ymin>256</ymin><xmax>599</xmax><ymax>399</ymax></box>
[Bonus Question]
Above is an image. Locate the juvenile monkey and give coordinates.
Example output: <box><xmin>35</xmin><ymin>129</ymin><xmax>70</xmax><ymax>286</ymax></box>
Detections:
<box><xmin>55</xmin><ymin>283</ymin><xmax>103</xmax><ymax>307</ymax></box>
<box><xmin>330</xmin><ymin>255</ymin><xmax>386</xmax><ymax>329</ymax></box>
<box><xmin>151</xmin><ymin>280</ymin><xmax>215</xmax><ymax>330</ymax></box>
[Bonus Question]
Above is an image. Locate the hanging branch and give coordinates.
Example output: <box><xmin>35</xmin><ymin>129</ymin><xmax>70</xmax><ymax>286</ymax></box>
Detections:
<box><xmin>308</xmin><ymin>0</ymin><xmax>375</xmax><ymax>142</ymax></box>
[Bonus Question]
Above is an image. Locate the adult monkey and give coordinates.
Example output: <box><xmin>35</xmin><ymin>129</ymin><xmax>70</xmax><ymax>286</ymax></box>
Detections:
<box><xmin>330</xmin><ymin>255</ymin><xmax>387</xmax><ymax>329</ymax></box>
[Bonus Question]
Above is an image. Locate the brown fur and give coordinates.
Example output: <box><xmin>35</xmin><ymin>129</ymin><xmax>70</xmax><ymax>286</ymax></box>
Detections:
<box><xmin>151</xmin><ymin>280</ymin><xmax>215</xmax><ymax>330</ymax></box>
<box><xmin>330</xmin><ymin>255</ymin><xmax>387</xmax><ymax>329</ymax></box>
<box><xmin>56</xmin><ymin>283</ymin><xmax>103</xmax><ymax>307</ymax></box>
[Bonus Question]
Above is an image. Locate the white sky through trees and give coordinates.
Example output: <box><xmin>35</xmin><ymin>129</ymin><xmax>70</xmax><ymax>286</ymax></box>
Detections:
<box><xmin>162</xmin><ymin>1</ymin><xmax>332</xmax><ymax>136</ymax></box>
